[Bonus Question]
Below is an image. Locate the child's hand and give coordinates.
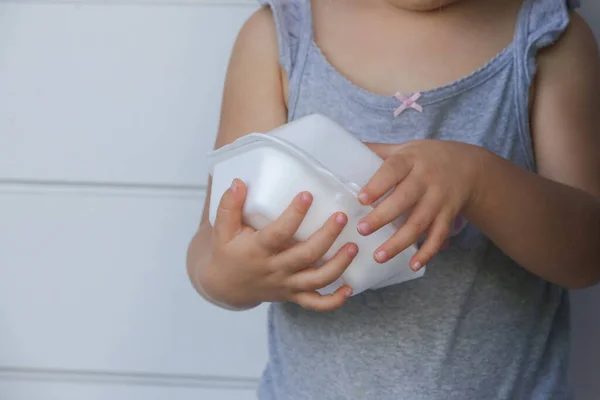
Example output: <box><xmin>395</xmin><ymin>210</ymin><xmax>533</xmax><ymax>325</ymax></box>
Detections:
<box><xmin>359</xmin><ymin>140</ymin><xmax>483</xmax><ymax>270</ymax></box>
<box><xmin>199</xmin><ymin>179</ymin><xmax>358</xmax><ymax>312</ymax></box>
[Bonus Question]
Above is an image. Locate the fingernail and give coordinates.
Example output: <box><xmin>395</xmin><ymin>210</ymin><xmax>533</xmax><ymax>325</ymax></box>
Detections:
<box><xmin>230</xmin><ymin>179</ymin><xmax>238</xmax><ymax>193</ymax></box>
<box><xmin>411</xmin><ymin>261</ymin><xmax>422</xmax><ymax>271</ymax></box>
<box><xmin>375</xmin><ymin>250</ymin><xmax>388</xmax><ymax>263</ymax></box>
<box><xmin>347</xmin><ymin>244</ymin><xmax>358</xmax><ymax>257</ymax></box>
<box><xmin>344</xmin><ymin>287</ymin><xmax>353</xmax><ymax>298</ymax></box>
<box><xmin>335</xmin><ymin>213</ymin><xmax>347</xmax><ymax>225</ymax></box>
<box><xmin>301</xmin><ymin>192</ymin><xmax>312</xmax><ymax>203</ymax></box>
<box><xmin>357</xmin><ymin>221</ymin><xmax>371</xmax><ymax>235</ymax></box>
<box><xmin>358</xmin><ymin>192</ymin><xmax>369</xmax><ymax>204</ymax></box>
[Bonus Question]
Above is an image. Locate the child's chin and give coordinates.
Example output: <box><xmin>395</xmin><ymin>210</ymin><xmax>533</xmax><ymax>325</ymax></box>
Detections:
<box><xmin>386</xmin><ymin>0</ymin><xmax>463</xmax><ymax>12</ymax></box>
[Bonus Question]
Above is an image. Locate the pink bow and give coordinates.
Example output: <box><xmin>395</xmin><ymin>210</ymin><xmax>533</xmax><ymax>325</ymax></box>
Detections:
<box><xmin>393</xmin><ymin>92</ymin><xmax>423</xmax><ymax>117</ymax></box>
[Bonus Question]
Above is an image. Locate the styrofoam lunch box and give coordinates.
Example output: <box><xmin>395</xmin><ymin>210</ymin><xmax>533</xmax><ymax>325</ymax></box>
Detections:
<box><xmin>208</xmin><ymin>114</ymin><xmax>425</xmax><ymax>296</ymax></box>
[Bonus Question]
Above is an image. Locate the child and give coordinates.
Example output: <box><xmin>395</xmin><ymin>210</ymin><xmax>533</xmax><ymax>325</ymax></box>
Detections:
<box><xmin>187</xmin><ymin>0</ymin><xmax>600</xmax><ymax>398</ymax></box>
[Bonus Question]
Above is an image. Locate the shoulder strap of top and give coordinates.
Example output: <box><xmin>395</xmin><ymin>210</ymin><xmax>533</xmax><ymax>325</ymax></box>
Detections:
<box><xmin>512</xmin><ymin>0</ymin><xmax>578</xmax><ymax>170</ymax></box>
<box><xmin>515</xmin><ymin>0</ymin><xmax>578</xmax><ymax>83</ymax></box>
<box><xmin>259</xmin><ymin>0</ymin><xmax>313</xmax><ymax>116</ymax></box>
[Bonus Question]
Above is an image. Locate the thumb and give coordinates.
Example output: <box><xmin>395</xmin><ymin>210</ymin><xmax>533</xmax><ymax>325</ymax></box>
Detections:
<box><xmin>213</xmin><ymin>179</ymin><xmax>247</xmax><ymax>242</ymax></box>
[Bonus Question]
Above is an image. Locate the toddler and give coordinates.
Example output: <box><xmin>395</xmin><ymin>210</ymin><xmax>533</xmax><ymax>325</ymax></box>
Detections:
<box><xmin>187</xmin><ymin>0</ymin><xmax>600</xmax><ymax>398</ymax></box>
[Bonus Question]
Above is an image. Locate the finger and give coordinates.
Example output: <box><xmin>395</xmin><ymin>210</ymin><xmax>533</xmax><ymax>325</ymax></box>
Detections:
<box><xmin>364</xmin><ymin>143</ymin><xmax>393</xmax><ymax>159</ymax></box>
<box><xmin>373</xmin><ymin>192</ymin><xmax>441</xmax><ymax>263</ymax></box>
<box><xmin>358</xmin><ymin>156</ymin><xmax>412</xmax><ymax>206</ymax></box>
<box><xmin>275</xmin><ymin>212</ymin><xmax>348</xmax><ymax>270</ymax></box>
<box><xmin>214</xmin><ymin>179</ymin><xmax>247</xmax><ymax>243</ymax></box>
<box><xmin>290</xmin><ymin>286</ymin><xmax>353</xmax><ymax>312</ymax></box>
<box><xmin>286</xmin><ymin>243</ymin><xmax>358</xmax><ymax>291</ymax></box>
<box><xmin>410</xmin><ymin>213</ymin><xmax>453</xmax><ymax>271</ymax></box>
<box><xmin>357</xmin><ymin>175</ymin><xmax>424</xmax><ymax>236</ymax></box>
<box><xmin>256</xmin><ymin>192</ymin><xmax>312</xmax><ymax>252</ymax></box>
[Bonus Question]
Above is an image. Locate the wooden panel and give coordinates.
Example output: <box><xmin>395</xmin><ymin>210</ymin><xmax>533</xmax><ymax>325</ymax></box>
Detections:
<box><xmin>0</xmin><ymin>2</ymin><xmax>256</xmax><ymax>186</ymax></box>
<box><xmin>0</xmin><ymin>185</ymin><xmax>268</xmax><ymax>378</ymax></box>
<box><xmin>0</xmin><ymin>379</ymin><xmax>257</xmax><ymax>400</ymax></box>
<box><xmin>0</xmin><ymin>0</ymin><xmax>255</xmax><ymax>4</ymax></box>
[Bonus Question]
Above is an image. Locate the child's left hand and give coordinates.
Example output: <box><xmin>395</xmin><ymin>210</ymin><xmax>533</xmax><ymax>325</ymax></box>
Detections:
<box><xmin>358</xmin><ymin>140</ymin><xmax>484</xmax><ymax>271</ymax></box>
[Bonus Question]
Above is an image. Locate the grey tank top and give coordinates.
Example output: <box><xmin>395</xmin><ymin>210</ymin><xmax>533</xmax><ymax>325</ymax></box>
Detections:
<box><xmin>257</xmin><ymin>0</ymin><xmax>579</xmax><ymax>399</ymax></box>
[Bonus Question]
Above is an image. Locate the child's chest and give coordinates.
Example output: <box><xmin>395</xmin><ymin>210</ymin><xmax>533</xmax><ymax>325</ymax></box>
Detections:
<box><xmin>311</xmin><ymin>0</ymin><xmax>522</xmax><ymax>95</ymax></box>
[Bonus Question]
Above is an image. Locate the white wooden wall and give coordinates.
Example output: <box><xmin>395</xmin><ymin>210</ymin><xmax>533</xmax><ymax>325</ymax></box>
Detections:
<box><xmin>0</xmin><ymin>1</ymin><xmax>598</xmax><ymax>399</ymax></box>
<box><xmin>0</xmin><ymin>1</ymin><xmax>266</xmax><ymax>399</ymax></box>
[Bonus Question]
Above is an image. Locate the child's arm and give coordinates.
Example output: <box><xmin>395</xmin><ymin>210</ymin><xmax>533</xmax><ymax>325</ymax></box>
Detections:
<box><xmin>467</xmin><ymin>13</ymin><xmax>600</xmax><ymax>289</ymax></box>
<box><xmin>187</xmin><ymin>8</ymin><xmax>355</xmax><ymax>311</ymax></box>
<box><xmin>194</xmin><ymin>6</ymin><xmax>288</xmax><ymax>225</ymax></box>
<box><xmin>359</xmin><ymin>14</ymin><xmax>600</xmax><ymax>289</ymax></box>
<box><xmin>187</xmin><ymin>7</ymin><xmax>287</xmax><ymax>308</ymax></box>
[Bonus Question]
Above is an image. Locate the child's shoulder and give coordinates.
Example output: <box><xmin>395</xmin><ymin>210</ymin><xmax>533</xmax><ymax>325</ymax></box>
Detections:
<box><xmin>234</xmin><ymin>6</ymin><xmax>279</xmax><ymax>69</ymax></box>
<box><xmin>211</xmin><ymin>3</ymin><xmax>288</xmax><ymax>147</ymax></box>
<box><xmin>532</xmin><ymin>10</ymin><xmax>598</xmax><ymax>100</ymax></box>
<box><xmin>528</xmin><ymin>9</ymin><xmax>599</xmax><ymax>189</ymax></box>
<box><xmin>257</xmin><ymin>0</ymin><xmax>311</xmax><ymax>72</ymax></box>
<box><xmin>537</xmin><ymin>11</ymin><xmax>597</xmax><ymax>64</ymax></box>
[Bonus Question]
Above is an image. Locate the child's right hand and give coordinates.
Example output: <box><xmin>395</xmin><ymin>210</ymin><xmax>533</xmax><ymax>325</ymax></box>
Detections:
<box><xmin>198</xmin><ymin>179</ymin><xmax>358</xmax><ymax>312</ymax></box>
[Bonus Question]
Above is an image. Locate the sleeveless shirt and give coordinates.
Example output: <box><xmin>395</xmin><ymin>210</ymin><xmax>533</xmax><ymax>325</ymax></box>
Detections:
<box><xmin>257</xmin><ymin>1</ymin><xmax>579</xmax><ymax>398</ymax></box>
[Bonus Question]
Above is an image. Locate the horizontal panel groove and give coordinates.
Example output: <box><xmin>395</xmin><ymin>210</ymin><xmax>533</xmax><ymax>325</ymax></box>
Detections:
<box><xmin>0</xmin><ymin>0</ymin><xmax>256</xmax><ymax>6</ymax></box>
<box><xmin>0</xmin><ymin>367</ymin><xmax>259</xmax><ymax>390</ymax></box>
<box><xmin>0</xmin><ymin>179</ymin><xmax>207</xmax><ymax>198</ymax></box>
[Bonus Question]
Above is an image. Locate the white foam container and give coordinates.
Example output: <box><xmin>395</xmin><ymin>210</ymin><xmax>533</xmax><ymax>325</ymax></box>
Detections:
<box><xmin>208</xmin><ymin>114</ymin><xmax>424</xmax><ymax>295</ymax></box>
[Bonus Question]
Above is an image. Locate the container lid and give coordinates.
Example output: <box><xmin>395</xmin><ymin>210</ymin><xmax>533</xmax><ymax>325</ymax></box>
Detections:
<box><xmin>208</xmin><ymin>133</ymin><xmax>364</xmax><ymax>198</ymax></box>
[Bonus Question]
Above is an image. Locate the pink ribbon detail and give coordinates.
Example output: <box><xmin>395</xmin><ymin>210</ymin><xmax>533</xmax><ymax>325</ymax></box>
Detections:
<box><xmin>394</xmin><ymin>92</ymin><xmax>423</xmax><ymax>117</ymax></box>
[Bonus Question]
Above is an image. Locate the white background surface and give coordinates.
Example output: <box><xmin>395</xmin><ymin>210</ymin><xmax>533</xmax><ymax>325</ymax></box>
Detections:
<box><xmin>0</xmin><ymin>0</ymin><xmax>598</xmax><ymax>399</ymax></box>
